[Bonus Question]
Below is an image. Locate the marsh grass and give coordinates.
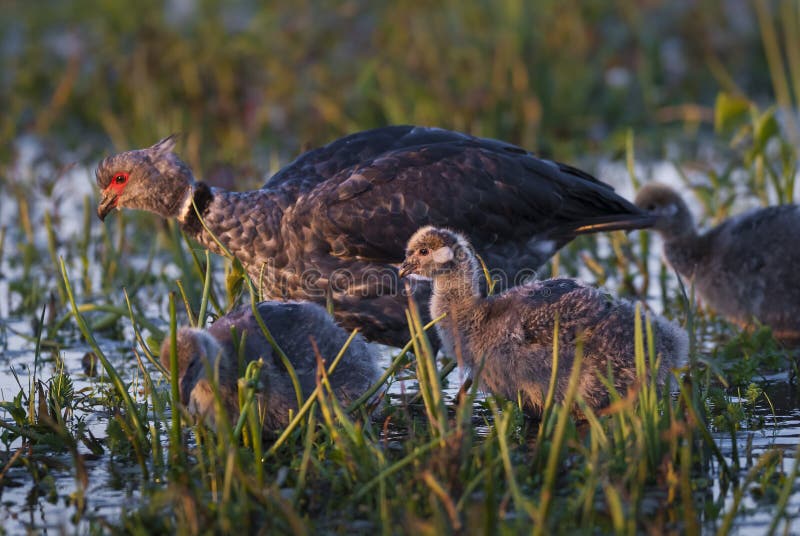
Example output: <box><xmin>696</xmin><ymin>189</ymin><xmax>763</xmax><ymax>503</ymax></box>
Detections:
<box><xmin>1</xmin><ymin>120</ymin><xmax>799</xmax><ymax>532</ymax></box>
<box><xmin>0</xmin><ymin>210</ymin><xmax>798</xmax><ymax>535</ymax></box>
<box><xmin>36</xmin><ymin>255</ymin><xmax>797</xmax><ymax>532</ymax></box>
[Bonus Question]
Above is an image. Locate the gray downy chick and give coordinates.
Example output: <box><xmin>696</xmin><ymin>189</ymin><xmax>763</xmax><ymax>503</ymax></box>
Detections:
<box><xmin>159</xmin><ymin>301</ymin><xmax>381</xmax><ymax>433</ymax></box>
<box><xmin>399</xmin><ymin>226</ymin><xmax>688</xmax><ymax>416</ymax></box>
<box><xmin>635</xmin><ymin>182</ymin><xmax>800</xmax><ymax>344</ymax></box>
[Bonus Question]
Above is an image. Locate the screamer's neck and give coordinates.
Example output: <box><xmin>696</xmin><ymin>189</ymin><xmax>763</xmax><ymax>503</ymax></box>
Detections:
<box><xmin>179</xmin><ymin>183</ymin><xmax>284</xmax><ymax>281</ymax></box>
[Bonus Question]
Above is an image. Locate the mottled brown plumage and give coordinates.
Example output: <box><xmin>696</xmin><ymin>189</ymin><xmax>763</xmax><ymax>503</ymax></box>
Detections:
<box><xmin>97</xmin><ymin>126</ymin><xmax>654</xmax><ymax>347</ymax></box>
<box><xmin>636</xmin><ymin>182</ymin><xmax>800</xmax><ymax>342</ymax></box>
<box><xmin>400</xmin><ymin>227</ymin><xmax>687</xmax><ymax>416</ymax></box>
<box><xmin>159</xmin><ymin>301</ymin><xmax>380</xmax><ymax>433</ymax></box>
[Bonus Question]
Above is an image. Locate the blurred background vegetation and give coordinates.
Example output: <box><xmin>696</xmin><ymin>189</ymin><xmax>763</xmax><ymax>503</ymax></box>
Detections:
<box><xmin>0</xmin><ymin>0</ymin><xmax>788</xmax><ymax>173</ymax></box>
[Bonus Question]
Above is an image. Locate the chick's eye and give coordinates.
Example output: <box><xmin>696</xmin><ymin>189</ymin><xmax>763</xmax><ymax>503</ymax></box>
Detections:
<box><xmin>419</xmin><ymin>248</ymin><xmax>429</xmax><ymax>256</ymax></box>
<box><xmin>113</xmin><ymin>173</ymin><xmax>128</xmax><ymax>185</ymax></box>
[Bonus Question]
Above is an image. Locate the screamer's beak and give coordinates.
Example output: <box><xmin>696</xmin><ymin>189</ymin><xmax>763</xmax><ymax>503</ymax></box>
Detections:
<box><xmin>398</xmin><ymin>260</ymin><xmax>415</xmax><ymax>279</ymax></box>
<box><xmin>96</xmin><ymin>192</ymin><xmax>117</xmax><ymax>221</ymax></box>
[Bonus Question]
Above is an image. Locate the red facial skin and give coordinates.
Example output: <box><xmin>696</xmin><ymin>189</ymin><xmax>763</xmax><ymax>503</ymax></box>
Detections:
<box><xmin>103</xmin><ymin>172</ymin><xmax>129</xmax><ymax>208</ymax></box>
<box><xmin>97</xmin><ymin>172</ymin><xmax>129</xmax><ymax>220</ymax></box>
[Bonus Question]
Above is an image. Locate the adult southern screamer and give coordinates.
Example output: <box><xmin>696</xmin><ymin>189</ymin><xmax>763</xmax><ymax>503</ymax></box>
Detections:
<box><xmin>96</xmin><ymin>125</ymin><xmax>654</xmax><ymax>347</ymax></box>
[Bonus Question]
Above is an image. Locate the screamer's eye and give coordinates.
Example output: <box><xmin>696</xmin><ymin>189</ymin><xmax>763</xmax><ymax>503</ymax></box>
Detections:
<box><xmin>113</xmin><ymin>173</ymin><xmax>128</xmax><ymax>185</ymax></box>
<box><xmin>419</xmin><ymin>248</ymin><xmax>429</xmax><ymax>256</ymax></box>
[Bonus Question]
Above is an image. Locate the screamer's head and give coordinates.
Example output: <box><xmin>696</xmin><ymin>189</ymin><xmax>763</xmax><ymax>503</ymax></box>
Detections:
<box><xmin>96</xmin><ymin>135</ymin><xmax>195</xmax><ymax>221</ymax></box>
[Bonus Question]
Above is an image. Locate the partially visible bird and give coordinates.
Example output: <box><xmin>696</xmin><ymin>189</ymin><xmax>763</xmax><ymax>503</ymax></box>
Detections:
<box><xmin>97</xmin><ymin>125</ymin><xmax>654</xmax><ymax>347</ymax></box>
<box><xmin>399</xmin><ymin>226</ymin><xmax>687</xmax><ymax>416</ymax></box>
<box><xmin>635</xmin><ymin>183</ymin><xmax>800</xmax><ymax>343</ymax></box>
<box><xmin>159</xmin><ymin>301</ymin><xmax>380</xmax><ymax>433</ymax></box>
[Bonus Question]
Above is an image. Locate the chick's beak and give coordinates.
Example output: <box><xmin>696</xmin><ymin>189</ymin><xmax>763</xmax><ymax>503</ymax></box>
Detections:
<box><xmin>96</xmin><ymin>191</ymin><xmax>118</xmax><ymax>221</ymax></box>
<box><xmin>398</xmin><ymin>259</ymin><xmax>416</xmax><ymax>279</ymax></box>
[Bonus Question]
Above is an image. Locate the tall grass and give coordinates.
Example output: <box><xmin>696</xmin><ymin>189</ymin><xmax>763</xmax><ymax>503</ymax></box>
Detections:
<box><xmin>0</xmin><ymin>1</ymin><xmax>776</xmax><ymax>164</ymax></box>
<box><xmin>76</xmin><ymin>282</ymin><xmax>784</xmax><ymax>532</ymax></box>
<box><xmin>0</xmin><ymin>204</ymin><xmax>796</xmax><ymax>532</ymax></box>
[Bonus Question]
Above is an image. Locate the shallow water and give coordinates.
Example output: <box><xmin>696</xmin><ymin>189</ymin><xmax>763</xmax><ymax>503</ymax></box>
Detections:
<box><xmin>715</xmin><ymin>384</ymin><xmax>800</xmax><ymax>534</ymax></box>
<box><xmin>0</xmin><ymin>311</ymin><xmax>149</xmax><ymax>533</ymax></box>
<box><xmin>1</xmin><ymin>146</ymin><xmax>799</xmax><ymax>533</ymax></box>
